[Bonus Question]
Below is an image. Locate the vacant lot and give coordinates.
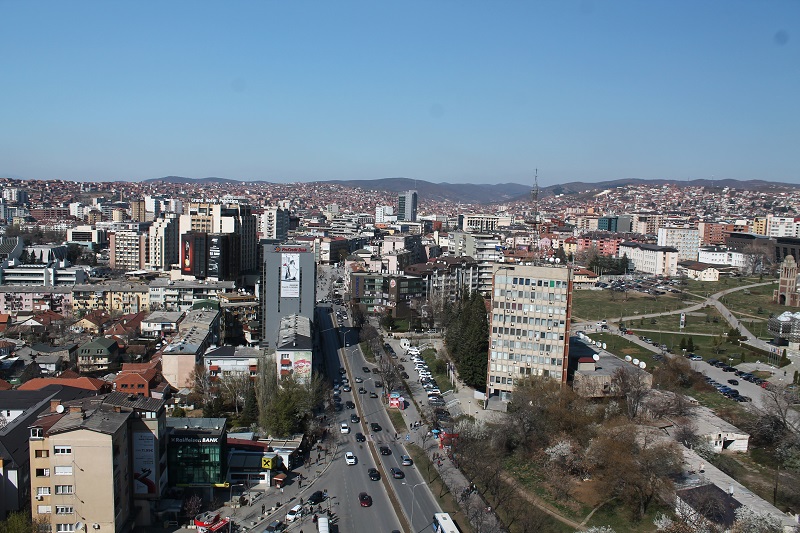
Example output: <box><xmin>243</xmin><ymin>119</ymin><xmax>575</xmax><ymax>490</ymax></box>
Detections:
<box><xmin>572</xmin><ymin>289</ymin><xmax>694</xmax><ymax>322</ymax></box>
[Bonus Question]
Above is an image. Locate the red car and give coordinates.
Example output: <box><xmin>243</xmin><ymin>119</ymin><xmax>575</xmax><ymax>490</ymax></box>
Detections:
<box><xmin>359</xmin><ymin>492</ymin><xmax>372</xmax><ymax>507</ymax></box>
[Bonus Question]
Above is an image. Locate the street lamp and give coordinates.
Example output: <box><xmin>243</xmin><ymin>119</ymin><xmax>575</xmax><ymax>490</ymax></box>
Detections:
<box><xmin>228</xmin><ymin>483</ymin><xmax>245</xmax><ymax>533</ymax></box>
<box><xmin>410</xmin><ymin>481</ymin><xmax>426</xmax><ymax>530</ymax></box>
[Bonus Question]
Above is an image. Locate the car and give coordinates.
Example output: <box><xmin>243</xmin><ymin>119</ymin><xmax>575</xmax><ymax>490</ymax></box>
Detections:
<box><xmin>401</xmin><ymin>372</ymin><xmax>410</xmax><ymax>379</ymax></box>
<box><xmin>369</xmin><ymin>392</ymin><xmax>379</xmax><ymax>398</ymax></box>
<box><xmin>728</xmin><ymin>379</ymin><xmax>739</xmax><ymax>385</ymax></box>
<box><xmin>342</xmin><ymin>385</ymin><xmax>352</xmax><ymax>392</ymax></box>
<box><xmin>285</xmin><ymin>504</ymin><xmax>303</xmax><ymax>522</ymax></box>
<box><xmin>390</xmin><ymin>467</ymin><xmax>405</xmax><ymax>479</ymax></box>
<box><xmin>339</xmin><ymin>368</ymin><xmax>347</xmax><ymax>375</ymax></box>
<box><xmin>401</xmin><ymin>454</ymin><xmax>413</xmax><ymax>466</ymax></box>
<box><xmin>340</xmin><ymin>423</ymin><xmax>350</xmax><ymax>434</ymax></box>
<box><xmin>374</xmin><ymin>381</ymin><xmax>383</xmax><ymax>388</ymax></box>
<box><xmin>359</xmin><ymin>492</ymin><xmax>373</xmax><ymax>507</ymax></box>
<box><xmin>379</xmin><ymin>445</ymin><xmax>392</xmax><ymax>455</ymax></box>
<box><xmin>690</xmin><ymin>355</ymin><xmax>703</xmax><ymax>361</ymax></box>
<box><xmin>341</xmin><ymin>377</ymin><xmax>350</xmax><ymax>384</ymax></box>
<box><xmin>362</xmin><ymin>366</ymin><xmax>371</xmax><ymax>373</ymax></box>
<box><xmin>371</xmin><ymin>422</ymin><xmax>382</xmax><ymax>432</ymax></box>
<box><xmin>351</xmin><ymin>414</ymin><xmax>360</xmax><ymax>423</ymax></box>
<box><xmin>397</xmin><ymin>364</ymin><xmax>405</xmax><ymax>371</ymax></box>
<box><xmin>264</xmin><ymin>519</ymin><xmax>285</xmax><ymax>532</ymax></box>
<box><xmin>345</xmin><ymin>451</ymin><xmax>357</xmax><ymax>465</ymax></box>
<box><xmin>307</xmin><ymin>490</ymin><xmax>325</xmax><ymax>505</ymax></box>
<box><xmin>355</xmin><ymin>432</ymin><xmax>366</xmax><ymax>442</ymax></box>
<box><xmin>345</xmin><ymin>400</ymin><xmax>356</xmax><ymax>409</ymax></box>
<box><xmin>358</xmin><ymin>387</ymin><xmax>367</xmax><ymax>394</ymax></box>
<box><xmin>368</xmin><ymin>467</ymin><xmax>380</xmax><ymax>481</ymax></box>
<box><xmin>354</xmin><ymin>376</ymin><xmax>363</xmax><ymax>383</ymax></box>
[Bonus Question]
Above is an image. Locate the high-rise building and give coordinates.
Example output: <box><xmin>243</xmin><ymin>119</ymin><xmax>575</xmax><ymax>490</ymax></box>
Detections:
<box><xmin>657</xmin><ymin>226</ymin><xmax>701</xmax><ymax>261</ymax></box>
<box><xmin>397</xmin><ymin>190</ymin><xmax>418</xmax><ymax>222</ymax></box>
<box><xmin>109</xmin><ymin>230</ymin><xmax>148</xmax><ymax>271</ymax></box>
<box><xmin>261</xmin><ymin>242</ymin><xmax>316</xmax><ymax>345</ymax></box>
<box><xmin>148</xmin><ymin>213</ymin><xmax>179</xmax><ymax>271</ymax></box>
<box><xmin>486</xmin><ymin>264</ymin><xmax>572</xmax><ymax>402</ymax></box>
<box><xmin>180</xmin><ymin>202</ymin><xmax>258</xmax><ymax>275</ymax></box>
<box><xmin>375</xmin><ymin>205</ymin><xmax>394</xmax><ymax>224</ymax></box>
<box><xmin>180</xmin><ymin>232</ymin><xmax>209</xmax><ymax>278</ymax></box>
<box><xmin>130</xmin><ymin>200</ymin><xmax>147</xmax><ymax>222</ymax></box>
<box><xmin>259</xmin><ymin>207</ymin><xmax>290</xmax><ymax>241</ymax></box>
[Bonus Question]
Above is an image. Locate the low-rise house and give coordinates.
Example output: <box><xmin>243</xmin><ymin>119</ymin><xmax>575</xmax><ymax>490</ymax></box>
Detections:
<box><xmin>113</xmin><ymin>360</ymin><xmax>171</xmax><ymax>399</ymax></box>
<box><xmin>72</xmin><ymin>309</ymin><xmax>113</xmax><ymax>334</ymax></box>
<box><xmin>76</xmin><ymin>337</ymin><xmax>120</xmax><ymax>373</ymax></box>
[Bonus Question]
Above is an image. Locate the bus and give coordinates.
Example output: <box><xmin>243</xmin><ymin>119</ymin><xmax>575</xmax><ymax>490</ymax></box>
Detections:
<box><xmin>432</xmin><ymin>512</ymin><xmax>460</xmax><ymax>533</ymax></box>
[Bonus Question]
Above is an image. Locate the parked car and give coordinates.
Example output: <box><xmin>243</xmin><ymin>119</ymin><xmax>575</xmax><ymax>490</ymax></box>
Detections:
<box><xmin>340</xmin><ymin>423</ymin><xmax>350</xmax><ymax>434</ymax></box>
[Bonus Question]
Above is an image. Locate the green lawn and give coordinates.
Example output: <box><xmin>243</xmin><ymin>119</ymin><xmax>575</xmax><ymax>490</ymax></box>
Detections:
<box><xmin>572</xmin><ymin>290</ymin><xmax>695</xmax><ymax>322</ymax></box>
<box><xmin>421</xmin><ymin>348</ymin><xmax>454</xmax><ymax>393</ymax></box>
<box><xmin>716</xmin><ymin>282</ymin><xmax>784</xmax><ymax>320</ymax></box>
<box><xmin>586</xmin><ymin>332</ymin><xmax>663</xmax><ymax>370</ymax></box>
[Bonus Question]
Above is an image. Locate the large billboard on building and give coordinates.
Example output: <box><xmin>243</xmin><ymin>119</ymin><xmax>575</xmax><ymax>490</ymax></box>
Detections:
<box><xmin>133</xmin><ymin>431</ymin><xmax>157</xmax><ymax>495</ymax></box>
<box><xmin>276</xmin><ymin>349</ymin><xmax>312</xmax><ymax>383</ymax></box>
<box><xmin>280</xmin><ymin>253</ymin><xmax>300</xmax><ymax>297</ymax></box>
<box><xmin>208</xmin><ymin>235</ymin><xmax>222</xmax><ymax>278</ymax></box>
<box><xmin>182</xmin><ymin>238</ymin><xmax>193</xmax><ymax>274</ymax></box>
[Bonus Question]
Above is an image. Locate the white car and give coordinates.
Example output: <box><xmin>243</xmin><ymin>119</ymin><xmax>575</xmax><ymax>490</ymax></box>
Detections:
<box><xmin>345</xmin><ymin>451</ymin><xmax>357</xmax><ymax>465</ymax></box>
<box><xmin>340</xmin><ymin>422</ymin><xmax>350</xmax><ymax>434</ymax></box>
<box><xmin>286</xmin><ymin>504</ymin><xmax>303</xmax><ymax>522</ymax></box>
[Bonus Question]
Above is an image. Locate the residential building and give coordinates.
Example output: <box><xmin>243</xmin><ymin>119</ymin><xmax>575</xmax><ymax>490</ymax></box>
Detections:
<box><xmin>261</xmin><ymin>243</ymin><xmax>316</xmax><ymax>345</ymax></box>
<box><xmin>259</xmin><ymin>207</ymin><xmax>290</xmax><ymax>241</ymax></box>
<box><xmin>148</xmin><ymin>278</ymin><xmax>235</xmax><ymax>312</ymax></box>
<box><xmin>275</xmin><ymin>315</ymin><xmax>313</xmax><ymax>384</ymax></box>
<box><xmin>460</xmin><ymin>214</ymin><xmax>512</xmax><ymax>233</ymax></box>
<box><xmin>678</xmin><ymin>261</ymin><xmax>720</xmax><ymax>282</ymax></box>
<box><xmin>486</xmin><ymin>264</ymin><xmax>572</xmax><ymax>402</ymax></box>
<box><xmin>76</xmin><ymin>337</ymin><xmax>120</xmax><ymax>373</ymax></box>
<box><xmin>349</xmin><ymin>272</ymin><xmax>426</xmax><ymax>319</ymax></box>
<box><xmin>397</xmin><ymin>190</ymin><xmax>418</xmax><ymax>222</ymax></box>
<box><xmin>66</xmin><ymin>226</ymin><xmax>108</xmax><ymax>250</ymax></box>
<box><xmin>109</xmin><ymin>229</ymin><xmax>149</xmax><ymax>271</ymax></box>
<box><xmin>619</xmin><ymin>242</ymin><xmax>679</xmax><ymax>277</ymax></box>
<box><xmin>766</xmin><ymin>215</ymin><xmax>799</xmax><ymax>238</ymax></box>
<box><xmin>375</xmin><ymin>205</ymin><xmax>394</xmax><ymax>224</ymax></box>
<box><xmin>403</xmin><ymin>256</ymin><xmax>480</xmax><ymax>303</ymax></box>
<box><xmin>140</xmin><ymin>311</ymin><xmax>183</xmax><ymax>339</ymax></box>
<box><xmin>698</xmin><ymin>247</ymin><xmax>748</xmax><ymax>272</ymax></box>
<box><xmin>657</xmin><ymin>226</ymin><xmax>701</xmax><ymax>261</ymax></box>
<box><xmin>448</xmin><ymin>231</ymin><xmax>503</xmax><ymax>294</ymax></box>
<box><xmin>148</xmin><ymin>213</ymin><xmax>179</xmax><ymax>271</ymax></box>
<box><xmin>161</xmin><ymin>308</ymin><xmax>220</xmax><ymax>389</ymax></box>
<box><xmin>71</xmin><ymin>283</ymin><xmax>149</xmax><ymax>316</ymax></box>
<box><xmin>0</xmin><ymin>265</ymin><xmax>89</xmax><ymax>287</ymax></box>
<box><xmin>204</xmin><ymin>345</ymin><xmax>261</xmax><ymax>382</ymax></box>
<box><xmin>113</xmin><ymin>360</ymin><xmax>171</xmax><ymax>399</ymax></box>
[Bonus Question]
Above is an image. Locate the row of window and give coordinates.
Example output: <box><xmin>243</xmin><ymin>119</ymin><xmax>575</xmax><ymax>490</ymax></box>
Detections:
<box><xmin>35</xmin><ymin>466</ymin><xmax>73</xmax><ymax>477</ymax></box>
<box><xmin>36</xmin><ymin>505</ymin><xmax>74</xmax><ymax>514</ymax></box>
<box><xmin>33</xmin><ymin>446</ymin><xmax>71</xmax><ymax>457</ymax></box>
<box><xmin>36</xmin><ymin>485</ymin><xmax>73</xmax><ymax>495</ymax></box>
<box><xmin>490</xmin><ymin>357</ymin><xmax>562</xmax><ymax>370</ymax></box>
<box><xmin>490</xmin><ymin>368</ymin><xmax>556</xmax><ymax>385</ymax></box>
<box><xmin>497</xmin><ymin>276</ymin><xmax>567</xmax><ymax>288</ymax></box>
<box><xmin>493</xmin><ymin>304</ymin><xmax>567</xmax><ymax>315</ymax></box>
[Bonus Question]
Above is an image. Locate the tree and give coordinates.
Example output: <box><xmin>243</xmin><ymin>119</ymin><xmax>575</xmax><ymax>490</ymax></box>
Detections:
<box><xmin>687</xmin><ymin>337</ymin><xmax>695</xmax><ymax>352</ymax></box>
<box><xmin>218</xmin><ymin>371</ymin><xmax>251</xmax><ymax>415</ymax></box>
<box><xmin>189</xmin><ymin>364</ymin><xmax>213</xmax><ymax>405</ymax></box>
<box><xmin>171</xmin><ymin>406</ymin><xmax>187</xmax><ymax>418</ymax></box>
<box><xmin>240</xmin><ymin>385</ymin><xmax>259</xmax><ymax>427</ymax></box>
<box><xmin>183</xmin><ymin>494</ymin><xmax>203</xmax><ymax>522</ymax></box>
<box><xmin>611</xmin><ymin>366</ymin><xmax>651</xmax><ymax>419</ymax></box>
<box><xmin>730</xmin><ymin>507</ymin><xmax>784</xmax><ymax>533</ymax></box>
<box><xmin>380</xmin><ymin>309</ymin><xmax>396</xmax><ymax>331</ymax></box>
<box><xmin>350</xmin><ymin>304</ymin><xmax>365</xmax><ymax>328</ymax></box>
<box><xmin>256</xmin><ymin>349</ymin><xmax>277</xmax><ymax>429</ymax></box>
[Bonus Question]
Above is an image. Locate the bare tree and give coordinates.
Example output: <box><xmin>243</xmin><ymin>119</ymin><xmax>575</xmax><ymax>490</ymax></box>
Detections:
<box><xmin>611</xmin><ymin>366</ymin><xmax>651</xmax><ymax>420</ymax></box>
<box><xmin>189</xmin><ymin>364</ymin><xmax>213</xmax><ymax>404</ymax></box>
<box><xmin>218</xmin><ymin>371</ymin><xmax>251</xmax><ymax>415</ymax></box>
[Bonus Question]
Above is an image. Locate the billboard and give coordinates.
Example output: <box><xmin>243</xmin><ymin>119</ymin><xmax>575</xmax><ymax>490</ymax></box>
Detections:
<box><xmin>280</xmin><ymin>253</ymin><xmax>300</xmax><ymax>297</ymax></box>
<box><xmin>208</xmin><ymin>235</ymin><xmax>221</xmax><ymax>277</ymax></box>
<box><xmin>182</xmin><ymin>237</ymin><xmax>193</xmax><ymax>274</ymax></box>
<box><xmin>133</xmin><ymin>432</ymin><xmax>157</xmax><ymax>495</ymax></box>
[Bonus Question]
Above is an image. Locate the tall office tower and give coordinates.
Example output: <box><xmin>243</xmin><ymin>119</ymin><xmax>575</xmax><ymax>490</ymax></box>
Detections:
<box><xmin>181</xmin><ymin>202</ymin><xmax>258</xmax><ymax>274</ymax></box>
<box><xmin>261</xmin><ymin>242</ymin><xmax>316</xmax><ymax>345</ymax></box>
<box><xmin>109</xmin><ymin>230</ymin><xmax>149</xmax><ymax>271</ymax></box>
<box><xmin>259</xmin><ymin>207</ymin><xmax>290</xmax><ymax>241</ymax></box>
<box><xmin>486</xmin><ymin>264</ymin><xmax>572</xmax><ymax>402</ymax></box>
<box><xmin>181</xmin><ymin>232</ymin><xmax>209</xmax><ymax>278</ymax></box>
<box><xmin>148</xmin><ymin>213</ymin><xmax>179</xmax><ymax>271</ymax></box>
<box><xmin>130</xmin><ymin>200</ymin><xmax>147</xmax><ymax>222</ymax></box>
<box><xmin>397</xmin><ymin>190</ymin><xmax>418</xmax><ymax>222</ymax></box>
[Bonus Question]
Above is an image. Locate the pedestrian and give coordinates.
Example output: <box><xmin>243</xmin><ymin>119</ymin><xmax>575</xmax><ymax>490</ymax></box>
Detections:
<box><xmin>262</xmin><ymin>504</ymin><xmax>265</xmax><ymax>514</ymax></box>
<box><xmin>280</xmin><ymin>487</ymin><xmax>284</xmax><ymax>494</ymax></box>
<box><xmin>410</xmin><ymin>422</ymin><xmax>413</xmax><ymax>430</ymax></box>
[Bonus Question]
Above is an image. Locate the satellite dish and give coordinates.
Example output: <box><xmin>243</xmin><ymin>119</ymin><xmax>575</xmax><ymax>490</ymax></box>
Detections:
<box><xmin>56</xmin><ymin>404</ymin><xmax>65</xmax><ymax>413</ymax></box>
<box><xmin>591</xmin><ymin>340</ymin><xmax>597</xmax><ymax>345</ymax></box>
<box><xmin>639</xmin><ymin>361</ymin><xmax>647</xmax><ymax>369</ymax></box>
<box><xmin>548</xmin><ymin>257</ymin><xmax>555</xmax><ymax>263</ymax></box>
<box><xmin>624</xmin><ymin>355</ymin><xmax>632</xmax><ymax>362</ymax></box>
<box><xmin>632</xmin><ymin>358</ymin><xmax>640</xmax><ymax>366</ymax></box>
<box><xmin>592</xmin><ymin>353</ymin><xmax>600</xmax><ymax>361</ymax></box>
<box><xmin>75</xmin><ymin>522</ymin><xmax>85</xmax><ymax>532</ymax></box>
<box><xmin>602</xmin><ymin>343</ymin><xmax>607</xmax><ymax>350</ymax></box>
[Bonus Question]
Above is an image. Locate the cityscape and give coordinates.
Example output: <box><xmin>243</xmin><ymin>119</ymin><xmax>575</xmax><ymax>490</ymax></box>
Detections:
<box><xmin>2</xmin><ymin>1</ymin><xmax>799</xmax><ymax>532</ymax></box>
<box><xmin>0</xmin><ymin>175</ymin><xmax>798</xmax><ymax>533</ymax></box>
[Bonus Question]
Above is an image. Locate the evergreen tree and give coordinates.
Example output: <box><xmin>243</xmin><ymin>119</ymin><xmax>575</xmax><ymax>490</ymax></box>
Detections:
<box><xmin>679</xmin><ymin>338</ymin><xmax>687</xmax><ymax>351</ymax></box>
<box><xmin>240</xmin><ymin>385</ymin><xmax>258</xmax><ymax>427</ymax></box>
<box><xmin>687</xmin><ymin>337</ymin><xmax>695</xmax><ymax>352</ymax></box>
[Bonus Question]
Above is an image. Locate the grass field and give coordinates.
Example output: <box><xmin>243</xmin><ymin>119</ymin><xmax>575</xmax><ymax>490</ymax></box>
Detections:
<box><xmin>586</xmin><ymin>332</ymin><xmax>663</xmax><ymax>370</ymax></box>
<box><xmin>717</xmin><ymin>282</ymin><xmax>785</xmax><ymax>319</ymax></box>
<box><xmin>572</xmin><ymin>289</ymin><xmax>695</xmax><ymax>322</ymax></box>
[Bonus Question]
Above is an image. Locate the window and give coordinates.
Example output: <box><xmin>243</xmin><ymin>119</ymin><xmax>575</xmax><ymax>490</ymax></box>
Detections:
<box><xmin>54</xmin><ymin>446</ymin><xmax>72</xmax><ymax>455</ymax></box>
<box><xmin>37</xmin><ymin>505</ymin><xmax>52</xmax><ymax>514</ymax></box>
<box><xmin>35</xmin><ymin>468</ymin><xmax>50</xmax><ymax>477</ymax></box>
<box><xmin>35</xmin><ymin>449</ymin><xmax>50</xmax><ymax>458</ymax></box>
<box><xmin>37</xmin><ymin>487</ymin><xmax>51</xmax><ymax>496</ymax></box>
<box><xmin>54</xmin><ymin>466</ymin><xmax>73</xmax><ymax>476</ymax></box>
<box><xmin>30</xmin><ymin>427</ymin><xmax>43</xmax><ymax>440</ymax></box>
<box><xmin>55</xmin><ymin>505</ymin><xmax>74</xmax><ymax>515</ymax></box>
<box><xmin>56</xmin><ymin>524</ymin><xmax>75</xmax><ymax>532</ymax></box>
<box><xmin>55</xmin><ymin>485</ymin><xmax>73</xmax><ymax>495</ymax></box>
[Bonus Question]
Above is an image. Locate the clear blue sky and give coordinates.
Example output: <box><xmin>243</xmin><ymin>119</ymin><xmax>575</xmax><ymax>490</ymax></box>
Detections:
<box><xmin>1</xmin><ymin>1</ymin><xmax>798</xmax><ymax>186</ymax></box>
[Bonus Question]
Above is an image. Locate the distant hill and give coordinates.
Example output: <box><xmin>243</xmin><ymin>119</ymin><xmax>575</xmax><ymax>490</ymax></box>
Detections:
<box><xmin>138</xmin><ymin>176</ymin><xmax>799</xmax><ymax>204</ymax></box>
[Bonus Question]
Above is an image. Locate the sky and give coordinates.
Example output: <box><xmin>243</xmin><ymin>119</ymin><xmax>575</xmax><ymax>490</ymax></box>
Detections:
<box><xmin>1</xmin><ymin>1</ymin><xmax>798</xmax><ymax>187</ymax></box>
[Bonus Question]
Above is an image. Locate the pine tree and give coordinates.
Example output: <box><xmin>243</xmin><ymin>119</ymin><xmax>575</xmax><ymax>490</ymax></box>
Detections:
<box><xmin>679</xmin><ymin>338</ymin><xmax>687</xmax><ymax>351</ymax></box>
<box><xmin>687</xmin><ymin>337</ymin><xmax>695</xmax><ymax>352</ymax></box>
<box><xmin>240</xmin><ymin>385</ymin><xmax>258</xmax><ymax>427</ymax></box>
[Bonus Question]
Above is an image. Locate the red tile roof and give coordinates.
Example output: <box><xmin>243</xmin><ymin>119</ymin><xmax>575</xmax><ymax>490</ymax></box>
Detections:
<box><xmin>18</xmin><ymin>377</ymin><xmax>109</xmax><ymax>392</ymax></box>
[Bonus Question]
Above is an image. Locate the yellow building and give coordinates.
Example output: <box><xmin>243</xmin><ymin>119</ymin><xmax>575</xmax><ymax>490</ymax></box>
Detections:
<box><xmin>751</xmin><ymin>217</ymin><xmax>768</xmax><ymax>236</ymax></box>
<box><xmin>72</xmin><ymin>283</ymin><xmax>150</xmax><ymax>315</ymax></box>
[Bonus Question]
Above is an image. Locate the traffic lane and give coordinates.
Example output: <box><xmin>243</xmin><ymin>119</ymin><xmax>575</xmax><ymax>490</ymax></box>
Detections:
<box><xmin>323</xmin><ymin>432</ymin><xmax>401</xmax><ymax>533</ymax></box>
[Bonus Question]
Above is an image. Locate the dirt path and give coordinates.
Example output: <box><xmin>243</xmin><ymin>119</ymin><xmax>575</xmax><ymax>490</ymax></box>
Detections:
<box><xmin>499</xmin><ymin>472</ymin><xmax>585</xmax><ymax>530</ymax></box>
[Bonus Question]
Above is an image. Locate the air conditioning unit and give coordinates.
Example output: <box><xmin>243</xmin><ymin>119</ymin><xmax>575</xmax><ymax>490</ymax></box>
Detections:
<box><xmin>93</xmin><ymin>525</ymin><xmax>100</xmax><ymax>530</ymax></box>
<box><xmin>36</xmin><ymin>495</ymin><xmax>43</xmax><ymax>501</ymax></box>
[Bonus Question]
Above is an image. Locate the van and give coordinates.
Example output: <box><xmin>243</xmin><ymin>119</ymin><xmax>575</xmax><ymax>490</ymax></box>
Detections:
<box><xmin>317</xmin><ymin>516</ymin><xmax>330</xmax><ymax>533</ymax></box>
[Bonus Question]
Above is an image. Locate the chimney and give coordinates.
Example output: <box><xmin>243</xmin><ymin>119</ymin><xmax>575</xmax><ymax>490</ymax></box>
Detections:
<box><xmin>50</xmin><ymin>399</ymin><xmax>62</xmax><ymax>413</ymax></box>
<box><xmin>68</xmin><ymin>405</ymin><xmax>83</xmax><ymax>414</ymax></box>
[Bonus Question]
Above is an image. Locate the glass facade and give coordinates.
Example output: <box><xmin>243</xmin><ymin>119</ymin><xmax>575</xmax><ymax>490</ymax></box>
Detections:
<box><xmin>168</xmin><ymin>439</ymin><xmax>226</xmax><ymax>486</ymax></box>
